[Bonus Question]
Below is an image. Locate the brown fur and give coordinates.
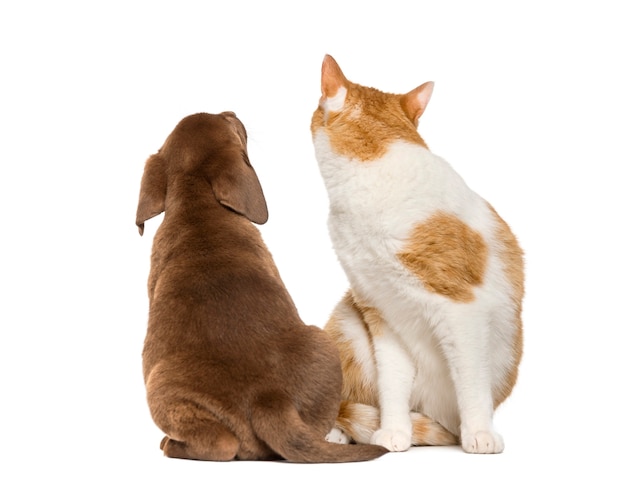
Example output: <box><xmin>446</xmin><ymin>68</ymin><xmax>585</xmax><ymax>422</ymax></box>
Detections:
<box><xmin>397</xmin><ymin>212</ymin><xmax>488</xmax><ymax>303</ymax></box>
<box><xmin>136</xmin><ymin>112</ymin><xmax>387</xmax><ymax>462</ymax></box>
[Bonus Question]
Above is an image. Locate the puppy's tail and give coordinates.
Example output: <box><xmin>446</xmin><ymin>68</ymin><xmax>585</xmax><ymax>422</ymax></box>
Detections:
<box><xmin>336</xmin><ymin>401</ymin><xmax>458</xmax><ymax>446</ymax></box>
<box><xmin>250</xmin><ymin>394</ymin><xmax>388</xmax><ymax>463</ymax></box>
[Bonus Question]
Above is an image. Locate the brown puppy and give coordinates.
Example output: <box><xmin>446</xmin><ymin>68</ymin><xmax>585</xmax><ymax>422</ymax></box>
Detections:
<box><xmin>136</xmin><ymin>112</ymin><xmax>387</xmax><ymax>462</ymax></box>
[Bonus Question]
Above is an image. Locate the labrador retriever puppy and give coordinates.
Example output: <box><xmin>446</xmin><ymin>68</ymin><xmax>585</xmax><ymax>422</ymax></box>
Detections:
<box><xmin>135</xmin><ymin>112</ymin><xmax>387</xmax><ymax>462</ymax></box>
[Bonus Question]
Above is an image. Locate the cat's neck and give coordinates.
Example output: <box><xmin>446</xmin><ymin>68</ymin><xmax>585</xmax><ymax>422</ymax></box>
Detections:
<box><xmin>314</xmin><ymin>131</ymin><xmax>433</xmax><ymax>185</ymax></box>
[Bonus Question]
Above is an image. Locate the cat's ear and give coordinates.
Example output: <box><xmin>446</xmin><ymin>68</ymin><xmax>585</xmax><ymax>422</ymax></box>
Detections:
<box><xmin>401</xmin><ymin>81</ymin><xmax>435</xmax><ymax>125</ymax></box>
<box><xmin>320</xmin><ymin>54</ymin><xmax>349</xmax><ymax>110</ymax></box>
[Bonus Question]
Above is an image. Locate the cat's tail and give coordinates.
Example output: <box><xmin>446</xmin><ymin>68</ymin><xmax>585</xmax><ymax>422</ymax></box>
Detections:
<box><xmin>336</xmin><ymin>401</ymin><xmax>458</xmax><ymax>446</ymax></box>
<box><xmin>250</xmin><ymin>393</ymin><xmax>388</xmax><ymax>463</ymax></box>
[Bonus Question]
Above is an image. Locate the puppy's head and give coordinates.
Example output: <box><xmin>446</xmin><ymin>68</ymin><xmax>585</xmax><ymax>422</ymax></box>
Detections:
<box><xmin>136</xmin><ymin>112</ymin><xmax>268</xmax><ymax>235</ymax></box>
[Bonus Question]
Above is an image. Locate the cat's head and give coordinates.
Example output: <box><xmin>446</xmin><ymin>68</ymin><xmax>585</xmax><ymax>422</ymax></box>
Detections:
<box><xmin>311</xmin><ymin>54</ymin><xmax>434</xmax><ymax>161</ymax></box>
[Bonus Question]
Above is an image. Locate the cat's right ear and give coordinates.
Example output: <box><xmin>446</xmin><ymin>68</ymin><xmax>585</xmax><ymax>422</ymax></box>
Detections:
<box><xmin>136</xmin><ymin>153</ymin><xmax>167</xmax><ymax>236</ymax></box>
<box><xmin>320</xmin><ymin>54</ymin><xmax>348</xmax><ymax>111</ymax></box>
<box><xmin>401</xmin><ymin>81</ymin><xmax>435</xmax><ymax>126</ymax></box>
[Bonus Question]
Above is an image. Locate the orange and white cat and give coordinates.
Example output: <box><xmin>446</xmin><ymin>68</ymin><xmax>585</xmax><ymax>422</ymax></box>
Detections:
<box><xmin>311</xmin><ymin>55</ymin><xmax>524</xmax><ymax>454</ymax></box>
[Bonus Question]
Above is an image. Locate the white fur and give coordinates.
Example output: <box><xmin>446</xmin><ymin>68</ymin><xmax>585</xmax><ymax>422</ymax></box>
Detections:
<box><xmin>314</xmin><ymin>132</ymin><xmax>519</xmax><ymax>453</ymax></box>
<box><xmin>325</xmin><ymin>427</ymin><xmax>350</xmax><ymax>444</ymax></box>
<box><xmin>322</xmin><ymin>86</ymin><xmax>347</xmax><ymax>112</ymax></box>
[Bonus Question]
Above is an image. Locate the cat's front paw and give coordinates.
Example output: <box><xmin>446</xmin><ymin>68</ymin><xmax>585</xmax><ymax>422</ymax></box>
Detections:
<box><xmin>326</xmin><ymin>427</ymin><xmax>350</xmax><ymax>444</ymax></box>
<box><xmin>461</xmin><ymin>430</ymin><xmax>504</xmax><ymax>454</ymax></box>
<box><xmin>371</xmin><ymin>428</ymin><xmax>411</xmax><ymax>452</ymax></box>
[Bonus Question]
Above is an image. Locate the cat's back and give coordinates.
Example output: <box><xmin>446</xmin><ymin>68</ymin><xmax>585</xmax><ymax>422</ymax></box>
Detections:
<box><xmin>313</xmin><ymin>104</ymin><xmax>488</xmax><ymax>259</ymax></box>
<box><xmin>311</xmin><ymin>54</ymin><xmax>523</xmax><ymax>301</ymax></box>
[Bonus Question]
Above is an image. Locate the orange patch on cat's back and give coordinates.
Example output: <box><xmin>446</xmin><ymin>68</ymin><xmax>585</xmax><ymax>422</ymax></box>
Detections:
<box><xmin>397</xmin><ymin>212</ymin><xmax>488</xmax><ymax>303</ymax></box>
<box><xmin>311</xmin><ymin>82</ymin><xmax>427</xmax><ymax>162</ymax></box>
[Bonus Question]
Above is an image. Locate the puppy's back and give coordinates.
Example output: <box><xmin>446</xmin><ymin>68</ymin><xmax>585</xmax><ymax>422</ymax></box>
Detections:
<box><xmin>137</xmin><ymin>112</ymin><xmax>387</xmax><ymax>462</ymax></box>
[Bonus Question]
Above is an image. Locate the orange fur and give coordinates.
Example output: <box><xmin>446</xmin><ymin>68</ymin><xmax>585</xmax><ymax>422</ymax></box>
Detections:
<box><xmin>311</xmin><ymin>77</ymin><xmax>428</xmax><ymax>161</ymax></box>
<box><xmin>397</xmin><ymin>212</ymin><xmax>488</xmax><ymax>303</ymax></box>
<box><xmin>325</xmin><ymin>298</ymin><xmax>379</xmax><ymax>406</ymax></box>
<box><xmin>336</xmin><ymin>401</ymin><xmax>458</xmax><ymax>447</ymax></box>
<box><xmin>331</xmin><ymin>292</ymin><xmax>459</xmax><ymax>447</ymax></box>
<box><xmin>411</xmin><ymin>413</ymin><xmax>458</xmax><ymax>446</ymax></box>
<box><xmin>354</xmin><ymin>298</ymin><xmax>386</xmax><ymax>338</ymax></box>
<box><xmin>313</xmin><ymin>55</ymin><xmax>524</xmax><ymax>453</ymax></box>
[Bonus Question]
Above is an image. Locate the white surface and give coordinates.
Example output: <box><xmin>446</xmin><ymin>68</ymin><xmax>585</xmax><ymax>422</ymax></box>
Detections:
<box><xmin>1</xmin><ymin>1</ymin><xmax>623</xmax><ymax>482</ymax></box>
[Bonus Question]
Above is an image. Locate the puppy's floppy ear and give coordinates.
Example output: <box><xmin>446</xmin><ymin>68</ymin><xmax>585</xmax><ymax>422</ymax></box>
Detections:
<box><xmin>136</xmin><ymin>154</ymin><xmax>167</xmax><ymax>235</ymax></box>
<box><xmin>210</xmin><ymin>152</ymin><xmax>268</xmax><ymax>225</ymax></box>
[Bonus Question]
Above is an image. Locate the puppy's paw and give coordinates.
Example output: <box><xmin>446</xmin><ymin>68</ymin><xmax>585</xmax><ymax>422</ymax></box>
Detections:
<box><xmin>461</xmin><ymin>430</ymin><xmax>504</xmax><ymax>454</ymax></box>
<box><xmin>326</xmin><ymin>427</ymin><xmax>350</xmax><ymax>444</ymax></box>
<box><xmin>371</xmin><ymin>428</ymin><xmax>411</xmax><ymax>452</ymax></box>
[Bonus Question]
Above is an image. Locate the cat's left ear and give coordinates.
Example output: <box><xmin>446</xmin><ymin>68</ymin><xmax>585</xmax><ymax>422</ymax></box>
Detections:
<box><xmin>320</xmin><ymin>54</ymin><xmax>349</xmax><ymax>111</ymax></box>
<box><xmin>401</xmin><ymin>81</ymin><xmax>434</xmax><ymax>126</ymax></box>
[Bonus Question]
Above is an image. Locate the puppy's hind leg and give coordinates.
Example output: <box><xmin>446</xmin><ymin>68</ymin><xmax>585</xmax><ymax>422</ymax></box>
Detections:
<box><xmin>160</xmin><ymin>417</ymin><xmax>240</xmax><ymax>461</ymax></box>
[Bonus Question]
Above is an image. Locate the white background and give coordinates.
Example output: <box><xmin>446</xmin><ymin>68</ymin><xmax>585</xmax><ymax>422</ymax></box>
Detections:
<box><xmin>1</xmin><ymin>1</ymin><xmax>624</xmax><ymax>482</ymax></box>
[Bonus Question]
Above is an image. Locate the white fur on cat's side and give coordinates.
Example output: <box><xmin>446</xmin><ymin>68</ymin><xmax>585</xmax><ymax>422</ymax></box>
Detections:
<box><xmin>314</xmin><ymin>127</ymin><xmax>520</xmax><ymax>453</ymax></box>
